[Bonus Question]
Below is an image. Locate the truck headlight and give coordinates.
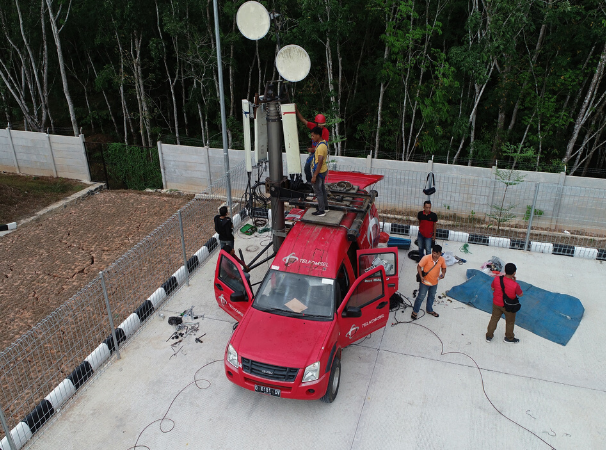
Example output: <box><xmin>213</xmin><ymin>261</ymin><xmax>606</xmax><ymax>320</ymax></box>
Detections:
<box><xmin>302</xmin><ymin>361</ymin><xmax>320</xmax><ymax>383</ymax></box>
<box><xmin>227</xmin><ymin>344</ymin><xmax>239</xmax><ymax>368</ymax></box>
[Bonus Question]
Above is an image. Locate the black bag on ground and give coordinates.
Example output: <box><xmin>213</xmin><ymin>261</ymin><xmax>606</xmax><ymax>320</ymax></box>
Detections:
<box><xmin>500</xmin><ymin>276</ymin><xmax>521</xmax><ymax>313</ymax></box>
<box><xmin>389</xmin><ymin>292</ymin><xmax>404</xmax><ymax>310</ymax></box>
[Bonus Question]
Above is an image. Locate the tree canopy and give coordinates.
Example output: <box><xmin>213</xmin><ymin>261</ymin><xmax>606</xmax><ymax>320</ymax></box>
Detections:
<box><xmin>1</xmin><ymin>0</ymin><xmax>605</xmax><ymax>176</ymax></box>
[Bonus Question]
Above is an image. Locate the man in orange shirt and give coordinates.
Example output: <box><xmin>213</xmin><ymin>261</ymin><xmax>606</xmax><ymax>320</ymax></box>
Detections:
<box><xmin>411</xmin><ymin>244</ymin><xmax>447</xmax><ymax>320</ymax></box>
<box><xmin>486</xmin><ymin>263</ymin><xmax>523</xmax><ymax>343</ymax></box>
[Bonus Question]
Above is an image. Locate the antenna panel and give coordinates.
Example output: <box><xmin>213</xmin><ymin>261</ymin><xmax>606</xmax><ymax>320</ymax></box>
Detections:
<box><xmin>242</xmin><ymin>100</ymin><xmax>253</xmax><ymax>172</ymax></box>
<box><xmin>254</xmin><ymin>103</ymin><xmax>268</xmax><ymax>163</ymax></box>
<box><xmin>281</xmin><ymin>104</ymin><xmax>302</xmax><ymax>175</ymax></box>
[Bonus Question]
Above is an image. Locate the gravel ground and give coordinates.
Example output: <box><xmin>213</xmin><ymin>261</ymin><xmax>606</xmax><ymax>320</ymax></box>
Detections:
<box><xmin>0</xmin><ymin>190</ymin><xmax>209</xmax><ymax>351</ymax></box>
<box><xmin>0</xmin><ymin>190</ymin><xmax>227</xmax><ymax>431</ymax></box>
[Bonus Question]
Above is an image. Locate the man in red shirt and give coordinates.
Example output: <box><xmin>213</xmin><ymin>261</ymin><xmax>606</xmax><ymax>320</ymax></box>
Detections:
<box><xmin>296</xmin><ymin>105</ymin><xmax>329</xmax><ymax>182</ymax></box>
<box><xmin>486</xmin><ymin>263</ymin><xmax>524</xmax><ymax>343</ymax></box>
<box><xmin>417</xmin><ymin>200</ymin><xmax>438</xmax><ymax>258</ymax></box>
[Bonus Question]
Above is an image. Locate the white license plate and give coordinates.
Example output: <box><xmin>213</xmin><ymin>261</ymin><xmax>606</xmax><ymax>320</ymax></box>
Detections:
<box><xmin>254</xmin><ymin>385</ymin><xmax>281</xmax><ymax>397</ymax></box>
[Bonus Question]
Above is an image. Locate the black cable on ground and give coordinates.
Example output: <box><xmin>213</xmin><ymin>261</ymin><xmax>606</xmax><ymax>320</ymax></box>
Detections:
<box><xmin>127</xmin><ymin>359</ymin><xmax>223</xmax><ymax>450</ymax></box>
<box><xmin>390</xmin><ymin>299</ymin><xmax>556</xmax><ymax>450</ymax></box>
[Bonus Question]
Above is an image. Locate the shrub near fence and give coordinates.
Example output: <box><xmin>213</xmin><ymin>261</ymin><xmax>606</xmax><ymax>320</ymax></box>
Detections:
<box><xmin>84</xmin><ymin>142</ymin><xmax>163</xmax><ymax>190</ymax></box>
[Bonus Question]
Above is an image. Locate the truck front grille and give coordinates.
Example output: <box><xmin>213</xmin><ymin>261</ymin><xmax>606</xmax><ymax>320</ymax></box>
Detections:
<box><xmin>241</xmin><ymin>357</ymin><xmax>299</xmax><ymax>382</ymax></box>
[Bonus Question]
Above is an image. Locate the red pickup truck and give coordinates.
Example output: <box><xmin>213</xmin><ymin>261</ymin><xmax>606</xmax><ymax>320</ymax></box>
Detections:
<box><xmin>214</xmin><ymin>172</ymin><xmax>398</xmax><ymax>402</ymax></box>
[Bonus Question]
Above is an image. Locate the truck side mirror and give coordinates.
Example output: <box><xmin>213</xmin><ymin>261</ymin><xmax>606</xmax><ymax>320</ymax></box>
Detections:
<box><xmin>230</xmin><ymin>292</ymin><xmax>247</xmax><ymax>302</ymax></box>
<box><xmin>342</xmin><ymin>306</ymin><xmax>362</xmax><ymax>318</ymax></box>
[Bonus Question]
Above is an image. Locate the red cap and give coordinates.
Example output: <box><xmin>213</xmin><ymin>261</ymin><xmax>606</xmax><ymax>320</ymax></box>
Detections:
<box><xmin>314</xmin><ymin>114</ymin><xmax>326</xmax><ymax>124</ymax></box>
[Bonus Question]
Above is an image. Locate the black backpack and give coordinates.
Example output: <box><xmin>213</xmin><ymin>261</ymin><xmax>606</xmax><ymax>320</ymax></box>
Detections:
<box><xmin>500</xmin><ymin>276</ymin><xmax>521</xmax><ymax>313</ymax></box>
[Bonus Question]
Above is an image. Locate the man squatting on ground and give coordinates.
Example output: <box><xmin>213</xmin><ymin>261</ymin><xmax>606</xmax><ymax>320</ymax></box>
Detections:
<box><xmin>296</xmin><ymin>106</ymin><xmax>329</xmax><ymax>182</ymax></box>
<box><xmin>412</xmin><ymin>244</ymin><xmax>446</xmax><ymax>320</ymax></box>
<box><xmin>310</xmin><ymin>127</ymin><xmax>329</xmax><ymax>217</ymax></box>
<box><xmin>214</xmin><ymin>206</ymin><xmax>234</xmax><ymax>249</ymax></box>
<box><xmin>486</xmin><ymin>263</ymin><xmax>523</xmax><ymax>343</ymax></box>
<box><xmin>417</xmin><ymin>200</ymin><xmax>438</xmax><ymax>258</ymax></box>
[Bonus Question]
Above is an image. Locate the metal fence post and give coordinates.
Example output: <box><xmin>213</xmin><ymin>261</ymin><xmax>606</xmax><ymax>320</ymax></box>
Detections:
<box><xmin>0</xmin><ymin>402</ymin><xmax>17</xmax><ymax>450</ymax></box>
<box><xmin>45</xmin><ymin>131</ymin><xmax>58</xmax><ymax>177</ymax></box>
<box><xmin>178</xmin><ymin>211</ymin><xmax>190</xmax><ymax>286</ymax></box>
<box><xmin>524</xmin><ymin>183</ymin><xmax>540</xmax><ymax>251</ymax></box>
<box><xmin>6</xmin><ymin>126</ymin><xmax>20</xmax><ymax>174</ymax></box>
<box><xmin>100</xmin><ymin>271</ymin><xmax>121</xmax><ymax>359</ymax></box>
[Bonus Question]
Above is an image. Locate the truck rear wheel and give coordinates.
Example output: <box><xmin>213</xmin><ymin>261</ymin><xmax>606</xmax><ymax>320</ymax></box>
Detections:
<box><xmin>321</xmin><ymin>357</ymin><xmax>341</xmax><ymax>403</ymax></box>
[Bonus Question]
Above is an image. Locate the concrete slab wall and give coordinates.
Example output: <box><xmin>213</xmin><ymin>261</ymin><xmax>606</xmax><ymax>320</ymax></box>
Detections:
<box><xmin>50</xmin><ymin>135</ymin><xmax>90</xmax><ymax>181</ymax></box>
<box><xmin>0</xmin><ymin>129</ymin><xmax>90</xmax><ymax>181</ymax></box>
<box><xmin>0</xmin><ymin>129</ymin><xmax>17</xmax><ymax>172</ymax></box>
<box><xmin>157</xmin><ymin>143</ymin><xmax>606</xmax><ymax>233</ymax></box>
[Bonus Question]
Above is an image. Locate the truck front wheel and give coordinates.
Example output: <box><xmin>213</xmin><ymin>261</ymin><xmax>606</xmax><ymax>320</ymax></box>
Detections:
<box><xmin>321</xmin><ymin>357</ymin><xmax>341</xmax><ymax>403</ymax></box>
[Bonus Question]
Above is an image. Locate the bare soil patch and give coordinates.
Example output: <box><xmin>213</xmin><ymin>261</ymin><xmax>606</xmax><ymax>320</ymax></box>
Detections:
<box><xmin>0</xmin><ymin>172</ymin><xmax>88</xmax><ymax>224</ymax></box>
<box><xmin>0</xmin><ymin>190</ymin><xmax>200</xmax><ymax>351</ymax></box>
<box><xmin>0</xmin><ymin>190</ymin><xmax>225</xmax><ymax>433</ymax></box>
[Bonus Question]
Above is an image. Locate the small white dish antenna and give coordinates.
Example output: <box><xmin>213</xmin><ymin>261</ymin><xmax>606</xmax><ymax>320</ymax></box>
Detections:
<box><xmin>275</xmin><ymin>45</ymin><xmax>311</xmax><ymax>82</ymax></box>
<box><xmin>236</xmin><ymin>1</ymin><xmax>270</xmax><ymax>41</ymax></box>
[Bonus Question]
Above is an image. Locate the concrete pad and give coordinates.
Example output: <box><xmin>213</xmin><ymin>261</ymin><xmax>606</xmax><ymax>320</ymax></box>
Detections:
<box><xmin>28</xmin><ymin>233</ymin><xmax>606</xmax><ymax>450</ymax></box>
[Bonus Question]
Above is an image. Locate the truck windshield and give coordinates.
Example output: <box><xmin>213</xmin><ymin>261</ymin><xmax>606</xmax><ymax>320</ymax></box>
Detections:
<box><xmin>253</xmin><ymin>270</ymin><xmax>335</xmax><ymax>320</ymax></box>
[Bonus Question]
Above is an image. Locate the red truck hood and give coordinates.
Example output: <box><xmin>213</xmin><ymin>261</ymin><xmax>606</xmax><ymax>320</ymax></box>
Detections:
<box><xmin>233</xmin><ymin>307</ymin><xmax>332</xmax><ymax>369</ymax></box>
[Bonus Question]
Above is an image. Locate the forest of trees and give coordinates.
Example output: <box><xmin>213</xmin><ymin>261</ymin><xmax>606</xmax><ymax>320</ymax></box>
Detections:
<box><xmin>1</xmin><ymin>0</ymin><xmax>606</xmax><ymax>175</ymax></box>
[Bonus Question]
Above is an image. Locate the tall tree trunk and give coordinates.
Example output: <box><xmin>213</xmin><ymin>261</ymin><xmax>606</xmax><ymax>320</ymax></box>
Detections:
<box><xmin>88</xmin><ymin>52</ymin><xmax>119</xmax><ymax>137</ymax></box>
<box><xmin>336</xmin><ymin>38</ymin><xmax>343</xmax><ymax>156</ymax></box>
<box><xmin>156</xmin><ymin>2</ymin><xmax>180</xmax><ymax>144</ymax></box>
<box><xmin>45</xmin><ymin>0</ymin><xmax>78</xmax><ymax>135</ymax></box>
<box><xmin>181</xmin><ymin>64</ymin><xmax>189</xmax><ymax>137</ymax></box>
<box><xmin>15</xmin><ymin>0</ymin><xmax>48</xmax><ymax>130</ymax></box>
<box><xmin>374</xmin><ymin>4</ymin><xmax>396</xmax><ymax>158</ymax></box>
<box><xmin>563</xmin><ymin>42</ymin><xmax>606</xmax><ymax>164</ymax></box>
<box><xmin>582</xmin><ymin>116</ymin><xmax>605</xmax><ymax>176</ymax></box>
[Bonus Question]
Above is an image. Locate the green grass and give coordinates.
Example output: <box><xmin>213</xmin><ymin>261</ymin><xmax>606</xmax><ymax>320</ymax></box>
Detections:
<box><xmin>0</xmin><ymin>173</ymin><xmax>87</xmax><ymax>223</ymax></box>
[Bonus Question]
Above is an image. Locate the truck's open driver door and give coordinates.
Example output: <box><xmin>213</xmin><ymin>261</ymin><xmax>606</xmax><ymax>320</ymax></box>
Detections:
<box><xmin>214</xmin><ymin>250</ymin><xmax>254</xmax><ymax>320</ymax></box>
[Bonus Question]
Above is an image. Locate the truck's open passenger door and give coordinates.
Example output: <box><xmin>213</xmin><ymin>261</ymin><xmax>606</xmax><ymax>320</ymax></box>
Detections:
<box><xmin>214</xmin><ymin>250</ymin><xmax>254</xmax><ymax>321</ymax></box>
<box><xmin>336</xmin><ymin>266</ymin><xmax>389</xmax><ymax>347</ymax></box>
<box><xmin>357</xmin><ymin>247</ymin><xmax>399</xmax><ymax>297</ymax></box>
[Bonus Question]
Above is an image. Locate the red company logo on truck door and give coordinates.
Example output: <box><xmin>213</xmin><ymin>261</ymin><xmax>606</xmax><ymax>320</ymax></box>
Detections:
<box><xmin>346</xmin><ymin>324</ymin><xmax>359</xmax><ymax>339</ymax></box>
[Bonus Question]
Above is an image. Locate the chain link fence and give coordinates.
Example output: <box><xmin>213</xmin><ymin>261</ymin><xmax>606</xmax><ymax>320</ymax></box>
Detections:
<box><xmin>338</xmin><ymin>164</ymin><xmax>606</xmax><ymax>252</ymax></box>
<box><xmin>2</xmin><ymin>159</ymin><xmax>604</xmax><ymax>449</ymax></box>
<box><xmin>0</xmin><ymin>197</ymin><xmax>224</xmax><ymax>449</ymax></box>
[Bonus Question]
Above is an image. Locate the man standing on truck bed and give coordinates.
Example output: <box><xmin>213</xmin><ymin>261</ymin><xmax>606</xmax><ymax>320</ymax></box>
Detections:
<box><xmin>296</xmin><ymin>105</ymin><xmax>329</xmax><ymax>183</ymax></box>
<box><xmin>417</xmin><ymin>200</ymin><xmax>438</xmax><ymax>258</ymax></box>
<box><xmin>310</xmin><ymin>127</ymin><xmax>329</xmax><ymax>217</ymax></box>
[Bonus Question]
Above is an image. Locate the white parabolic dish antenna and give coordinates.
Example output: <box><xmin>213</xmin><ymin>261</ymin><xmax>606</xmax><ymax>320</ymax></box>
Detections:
<box><xmin>275</xmin><ymin>45</ymin><xmax>311</xmax><ymax>82</ymax></box>
<box><xmin>236</xmin><ymin>1</ymin><xmax>270</xmax><ymax>41</ymax></box>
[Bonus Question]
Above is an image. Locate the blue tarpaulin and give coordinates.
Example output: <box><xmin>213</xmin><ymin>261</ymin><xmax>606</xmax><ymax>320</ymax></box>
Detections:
<box><xmin>446</xmin><ymin>269</ymin><xmax>584</xmax><ymax>346</ymax></box>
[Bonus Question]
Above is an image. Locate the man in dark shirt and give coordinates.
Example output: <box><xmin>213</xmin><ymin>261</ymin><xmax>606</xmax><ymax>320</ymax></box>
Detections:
<box><xmin>417</xmin><ymin>201</ymin><xmax>438</xmax><ymax>258</ymax></box>
<box><xmin>214</xmin><ymin>206</ymin><xmax>234</xmax><ymax>249</ymax></box>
